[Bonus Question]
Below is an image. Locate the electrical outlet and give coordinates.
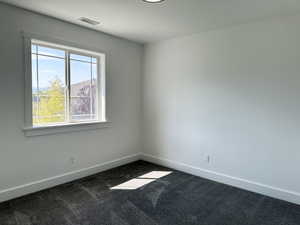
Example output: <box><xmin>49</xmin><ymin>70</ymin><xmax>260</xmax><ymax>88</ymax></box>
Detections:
<box><xmin>206</xmin><ymin>155</ymin><xmax>210</xmax><ymax>164</ymax></box>
<box><xmin>69</xmin><ymin>157</ymin><xmax>76</xmax><ymax>164</ymax></box>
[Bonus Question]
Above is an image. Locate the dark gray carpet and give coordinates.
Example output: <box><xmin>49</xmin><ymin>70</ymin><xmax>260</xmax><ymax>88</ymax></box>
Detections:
<box><xmin>0</xmin><ymin>161</ymin><xmax>299</xmax><ymax>225</ymax></box>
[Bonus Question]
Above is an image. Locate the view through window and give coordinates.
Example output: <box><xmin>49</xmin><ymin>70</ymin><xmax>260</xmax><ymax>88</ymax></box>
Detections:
<box><xmin>31</xmin><ymin>41</ymin><xmax>102</xmax><ymax>126</ymax></box>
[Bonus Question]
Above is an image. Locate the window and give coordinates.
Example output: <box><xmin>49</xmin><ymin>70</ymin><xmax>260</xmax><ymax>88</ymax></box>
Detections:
<box><xmin>23</xmin><ymin>35</ymin><xmax>107</xmax><ymax>135</ymax></box>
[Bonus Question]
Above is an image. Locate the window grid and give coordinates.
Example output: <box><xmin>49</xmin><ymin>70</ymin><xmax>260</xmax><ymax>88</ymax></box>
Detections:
<box><xmin>32</xmin><ymin>42</ymin><xmax>100</xmax><ymax>126</ymax></box>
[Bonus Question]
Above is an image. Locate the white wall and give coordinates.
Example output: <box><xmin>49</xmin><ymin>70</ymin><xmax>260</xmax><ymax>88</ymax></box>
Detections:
<box><xmin>2</xmin><ymin>2</ymin><xmax>300</xmax><ymax>206</ymax></box>
<box><xmin>143</xmin><ymin>14</ymin><xmax>300</xmax><ymax>204</ymax></box>
<box><xmin>0</xmin><ymin>3</ymin><xmax>142</xmax><ymax>201</ymax></box>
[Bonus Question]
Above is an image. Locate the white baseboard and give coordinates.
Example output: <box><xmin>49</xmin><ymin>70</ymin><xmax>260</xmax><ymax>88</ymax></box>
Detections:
<box><xmin>2</xmin><ymin>152</ymin><xmax>300</xmax><ymax>206</ymax></box>
<box><xmin>0</xmin><ymin>153</ymin><xmax>140</xmax><ymax>203</ymax></box>
<box><xmin>141</xmin><ymin>153</ymin><xmax>300</xmax><ymax>206</ymax></box>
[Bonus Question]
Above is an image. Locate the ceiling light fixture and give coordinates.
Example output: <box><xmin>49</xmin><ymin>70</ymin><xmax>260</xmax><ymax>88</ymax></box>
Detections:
<box><xmin>142</xmin><ymin>0</ymin><xmax>165</xmax><ymax>3</ymax></box>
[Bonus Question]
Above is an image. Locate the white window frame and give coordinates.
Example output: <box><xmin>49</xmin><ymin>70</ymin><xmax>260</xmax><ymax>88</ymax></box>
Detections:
<box><xmin>22</xmin><ymin>32</ymin><xmax>110</xmax><ymax>136</ymax></box>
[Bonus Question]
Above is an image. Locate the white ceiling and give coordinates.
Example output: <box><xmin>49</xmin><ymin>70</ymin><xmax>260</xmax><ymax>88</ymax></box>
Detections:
<box><xmin>2</xmin><ymin>0</ymin><xmax>300</xmax><ymax>43</ymax></box>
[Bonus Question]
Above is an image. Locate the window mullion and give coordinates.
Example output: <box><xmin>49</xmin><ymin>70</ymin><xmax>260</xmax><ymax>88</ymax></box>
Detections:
<box><xmin>65</xmin><ymin>51</ymin><xmax>71</xmax><ymax>123</ymax></box>
<box><xmin>90</xmin><ymin>57</ymin><xmax>93</xmax><ymax>120</ymax></box>
<box><xmin>97</xmin><ymin>57</ymin><xmax>102</xmax><ymax>121</ymax></box>
<box><xmin>36</xmin><ymin>45</ymin><xmax>39</xmax><ymax>124</ymax></box>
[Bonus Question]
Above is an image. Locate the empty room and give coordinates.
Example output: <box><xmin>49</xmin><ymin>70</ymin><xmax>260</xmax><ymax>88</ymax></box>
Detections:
<box><xmin>0</xmin><ymin>0</ymin><xmax>300</xmax><ymax>224</ymax></box>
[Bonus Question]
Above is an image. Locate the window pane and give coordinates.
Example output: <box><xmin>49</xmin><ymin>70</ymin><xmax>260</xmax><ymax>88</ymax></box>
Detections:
<box><xmin>38</xmin><ymin>56</ymin><xmax>65</xmax><ymax>89</ymax></box>
<box><xmin>70</xmin><ymin>53</ymin><xmax>91</xmax><ymax>62</ymax></box>
<box><xmin>37</xmin><ymin>95</ymin><xmax>65</xmax><ymax>124</ymax></box>
<box><xmin>32</xmin><ymin>93</ymin><xmax>38</xmax><ymax>124</ymax></box>
<box><xmin>31</xmin><ymin>42</ymin><xmax>102</xmax><ymax>126</ymax></box>
<box><xmin>32</xmin><ymin>54</ymin><xmax>38</xmax><ymax>90</ymax></box>
<box><xmin>31</xmin><ymin>44</ymin><xmax>37</xmax><ymax>54</ymax></box>
<box><xmin>33</xmin><ymin>54</ymin><xmax>66</xmax><ymax>126</ymax></box>
<box><xmin>70</xmin><ymin>60</ymin><xmax>93</xmax><ymax>121</ymax></box>
<box><xmin>91</xmin><ymin>63</ymin><xmax>98</xmax><ymax>118</ymax></box>
<box><xmin>32</xmin><ymin>54</ymin><xmax>38</xmax><ymax>123</ymax></box>
<box><xmin>37</xmin><ymin>45</ymin><xmax>65</xmax><ymax>58</ymax></box>
<box><xmin>70</xmin><ymin>97</ymin><xmax>92</xmax><ymax>121</ymax></box>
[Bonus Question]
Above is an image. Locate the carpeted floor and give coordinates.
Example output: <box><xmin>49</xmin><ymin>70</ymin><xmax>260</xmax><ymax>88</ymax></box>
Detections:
<box><xmin>0</xmin><ymin>160</ymin><xmax>299</xmax><ymax>225</ymax></box>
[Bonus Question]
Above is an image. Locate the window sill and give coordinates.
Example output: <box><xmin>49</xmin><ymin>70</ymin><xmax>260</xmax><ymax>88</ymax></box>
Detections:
<box><xmin>23</xmin><ymin>121</ymin><xmax>111</xmax><ymax>137</ymax></box>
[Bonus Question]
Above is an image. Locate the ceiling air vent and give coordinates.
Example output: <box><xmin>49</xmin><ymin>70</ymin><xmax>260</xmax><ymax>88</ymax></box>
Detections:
<box><xmin>79</xmin><ymin>17</ymin><xmax>100</xmax><ymax>26</ymax></box>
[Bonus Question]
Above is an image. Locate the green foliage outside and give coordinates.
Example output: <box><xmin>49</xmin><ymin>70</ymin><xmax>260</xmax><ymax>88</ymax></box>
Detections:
<box><xmin>33</xmin><ymin>79</ymin><xmax>65</xmax><ymax>125</ymax></box>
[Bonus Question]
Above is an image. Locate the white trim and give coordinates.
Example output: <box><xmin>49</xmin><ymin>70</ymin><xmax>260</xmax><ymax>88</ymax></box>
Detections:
<box><xmin>23</xmin><ymin>121</ymin><xmax>112</xmax><ymax>137</ymax></box>
<box><xmin>31</xmin><ymin>39</ymin><xmax>104</xmax><ymax>59</ymax></box>
<box><xmin>140</xmin><ymin>153</ymin><xmax>300</xmax><ymax>206</ymax></box>
<box><xmin>2</xmin><ymin>152</ymin><xmax>300</xmax><ymax>206</ymax></box>
<box><xmin>0</xmin><ymin>154</ymin><xmax>140</xmax><ymax>203</ymax></box>
<box><xmin>22</xmin><ymin>31</ymin><xmax>108</xmax><ymax>134</ymax></box>
<box><xmin>23</xmin><ymin>34</ymin><xmax>33</xmax><ymax>128</ymax></box>
<box><xmin>22</xmin><ymin>31</ymin><xmax>108</xmax><ymax>57</ymax></box>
